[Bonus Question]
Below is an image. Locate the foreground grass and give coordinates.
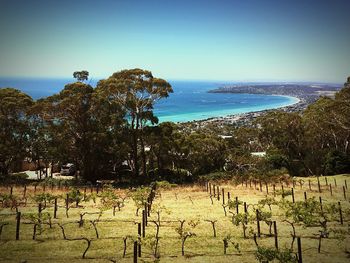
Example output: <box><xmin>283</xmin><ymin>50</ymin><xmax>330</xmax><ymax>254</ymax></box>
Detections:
<box><xmin>0</xmin><ymin>174</ymin><xmax>349</xmax><ymax>262</ymax></box>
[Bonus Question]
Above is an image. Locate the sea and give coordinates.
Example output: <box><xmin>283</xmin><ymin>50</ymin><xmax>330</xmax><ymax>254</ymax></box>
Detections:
<box><xmin>0</xmin><ymin>78</ymin><xmax>299</xmax><ymax>123</ymax></box>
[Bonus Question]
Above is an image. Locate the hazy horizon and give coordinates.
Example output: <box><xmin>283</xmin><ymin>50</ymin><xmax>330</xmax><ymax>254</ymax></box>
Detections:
<box><xmin>1</xmin><ymin>0</ymin><xmax>350</xmax><ymax>83</ymax></box>
<box><xmin>0</xmin><ymin>76</ymin><xmax>343</xmax><ymax>86</ymax></box>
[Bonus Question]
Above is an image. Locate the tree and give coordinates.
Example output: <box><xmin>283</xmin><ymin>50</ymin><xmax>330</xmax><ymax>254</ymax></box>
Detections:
<box><xmin>302</xmin><ymin>77</ymin><xmax>350</xmax><ymax>175</ymax></box>
<box><xmin>73</xmin><ymin>71</ymin><xmax>89</xmax><ymax>82</ymax></box>
<box><xmin>27</xmin><ymin>98</ymin><xmax>57</xmax><ymax>178</ymax></box>
<box><xmin>43</xmin><ymin>78</ymin><xmax>126</xmax><ymax>182</ymax></box>
<box><xmin>181</xmin><ymin>132</ymin><xmax>227</xmax><ymax>175</ymax></box>
<box><xmin>323</xmin><ymin>150</ymin><xmax>350</xmax><ymax>175</ymax></box>
<box><xmin>302</xmin><ymin>97</ymin><xmax>339</xmax><ymax>174</ymax></box>
<box><xmin>333</xmin><ymin>76</ymin><xmax>350</xmax><ymax>135</ymax></box>
<box><xmin>96</xmin><ymin>68</ymin><xmax>173</xmax><ymax>178</ymax></box>
<box><xmin>0</xmin><ymin>88</ymin><xmax>33</xmax><ymax>175</ymax></box>
<box><xmin>144</xmin><ymin>122</ymin><xmax>177</xmax><ymax>177</ymax></box>
<box><xmin>256</xmin><ymin>111</ymin><xmax>306</xmax><ymax>176</ymax></box>
<box><xmin>43</xmin><ymin>82</ymin><xmax>97</xmax><ymax>181</ymax></box>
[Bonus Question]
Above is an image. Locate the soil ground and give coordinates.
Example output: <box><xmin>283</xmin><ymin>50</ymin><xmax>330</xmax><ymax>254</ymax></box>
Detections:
<box><xmin>0</xmin><ymin>174</ymin><xmax>349</xmax><ymax>263</ymax></box>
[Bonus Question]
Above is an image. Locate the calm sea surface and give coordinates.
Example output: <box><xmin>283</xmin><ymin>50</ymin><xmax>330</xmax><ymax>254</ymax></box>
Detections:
<box><xmin>0</xmin><ymin>78</ymin><xmax>299</xmax><ymax>123</ymax></box>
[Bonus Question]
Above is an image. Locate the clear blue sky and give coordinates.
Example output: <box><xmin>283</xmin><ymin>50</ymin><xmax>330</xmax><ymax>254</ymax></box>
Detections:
<box><xmin>0</xmin><ymin>0</ymin><xmax>349</xmax><ymax>83</ymax></box>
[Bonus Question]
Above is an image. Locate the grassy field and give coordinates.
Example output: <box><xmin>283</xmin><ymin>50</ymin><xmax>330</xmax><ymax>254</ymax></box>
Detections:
<box><xmin>0</xmin><ymin>175</ymin><xmax>349</xmax><ymax>263</ymax></box>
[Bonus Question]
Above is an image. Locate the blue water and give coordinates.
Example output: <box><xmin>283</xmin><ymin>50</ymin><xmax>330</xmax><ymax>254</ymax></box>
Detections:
<box><xmin>0</xmin><ymin>78</ymin><xmax>299</xmax><ymax>123</ymax></box>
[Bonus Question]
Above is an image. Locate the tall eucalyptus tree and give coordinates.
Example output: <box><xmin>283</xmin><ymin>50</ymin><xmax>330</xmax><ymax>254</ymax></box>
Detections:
<box><xmin>96</xmin><ymin>68</ymin><xmax>173</xmax><ymax>179</ymax></box>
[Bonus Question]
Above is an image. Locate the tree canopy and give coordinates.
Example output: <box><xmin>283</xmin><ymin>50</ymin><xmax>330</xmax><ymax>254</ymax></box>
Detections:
<box><xmin>1</xmin><ymin>72</ymin><xmax>349</xmax><ymax>182</ymax></box>
<box><xmin>73</xmin><ymin>70</ymin><xmax>89</xmax><ymax>82</ymax></box>
<box><xmin>0</xmin><ymin>88</ymin><xmax>33</xmax><ymax>175</ymax></box>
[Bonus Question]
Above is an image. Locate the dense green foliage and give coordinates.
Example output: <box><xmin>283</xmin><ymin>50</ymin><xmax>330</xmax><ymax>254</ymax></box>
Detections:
<box><xmin>1</xmin><ymin>72</ymin><xmax>349</xmax><ymax>183</ymax></box>
<box><xmin>252</xmin><ymin>77</ymin><xmax>350</xmax><ymax>176</ymax></box>
<box><xmin>0</xmin><ymin>69</ymin><xmax>227</xmax><ymax>183</ymax></box>
<box><xmin>0</xmin><ymin>88</ymin><xmax>33</xmax><ymax>175</ymax></box>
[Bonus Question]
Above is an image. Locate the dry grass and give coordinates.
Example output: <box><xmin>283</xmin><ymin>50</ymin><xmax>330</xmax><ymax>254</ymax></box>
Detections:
<box><xmin>0</xmin><ymin>174</ymin><xmax>349</xmax><ymax>262</ymax></box>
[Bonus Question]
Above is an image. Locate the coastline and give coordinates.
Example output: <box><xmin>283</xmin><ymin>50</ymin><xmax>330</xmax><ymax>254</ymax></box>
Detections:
<box><xmin>182</xmin><ymin>83</ymin><xmax>341</xmax><ymax>127</ymax></box>
<box><xmin>158</xmin><ymin>94</ymin><xmax>301</xmax><ymax>123</ymax></box>
<box><xmin>181</xmin><ymin>94</ymin><xmax>304</xmax><ymax>126</ymax></box>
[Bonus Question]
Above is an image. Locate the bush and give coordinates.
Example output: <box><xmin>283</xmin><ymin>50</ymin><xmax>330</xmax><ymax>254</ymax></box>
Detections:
<box><xmin>149</xmin><ymin>168</ymin><xmax>195</xmax><ymax>184</ymax></box>
<box><xmin>255</xmin><ymin>246</ymin><xmax>297</xmax><ymax>263</ymax></box>
<box><xmin>323</xmin><ymin>150</ymin><xmax>350</xmax><ymax>175</ymax></box>
<box><xmin>154</xmin><ymin>180</ymin><xmax>177</xmax><ymax>190</ymax></box>
<box><xmin>198</xmin><ymin>171</ymin><xmax>233</xmax><ymax>182</ymax></box>
<box><xmin>0</xmin><ymin>172</ymin><xmax>29</xmax><ymax>185</ymax></box>
<box><xmin>266</xmin><ymin>153</ymin><xmax>289</xmax><ymax>170</ymax></box>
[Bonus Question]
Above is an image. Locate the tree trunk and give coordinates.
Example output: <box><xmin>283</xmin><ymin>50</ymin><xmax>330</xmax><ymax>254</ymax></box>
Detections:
<box><xmin>140</xmin><ymin>132</ymin><xmax>147</xmax><ymax>177</ymax></box>
<box><xmin>131</xmin><ymin>115</ymin><xmax>139</xmax><ymax>178</ymax></box>
<box><xmin>181</xmin><ymin>238</ymin><xmax>186</xmax><ymax>256</ymax></box>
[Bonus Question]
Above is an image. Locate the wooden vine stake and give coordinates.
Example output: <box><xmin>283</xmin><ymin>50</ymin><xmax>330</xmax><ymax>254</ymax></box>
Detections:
<box><xmin>54</xmin><ymin>198</ymin><xmax>58</xmax><ymax>219</ymax></box>
<box><xmin>317</xmin><ymin>177</ymin><xmax>321</xmax><ymax>193</ymax></box>
<box><xmin>138</xmin><ymin>223</ymin><xmax>141</xmax><ymax>257</ymax></box>
<box><xmin>338</xmin><ymin>202</ymin><xmax>343</xmax><ymax>225</ymax></box>
<box><xmin>133</xmin><ymin>241</ymin><xmax>138</xmax><ymax>263</ymax></box>
<box><xmin>217</xmin><ymin>186</ymin><xmax>220</xmax><ymax>201</ymax></box>
<box><xmin>256</xmin><ymin>210</ymin><xmax>261</xmax><ymax>237</ymax></box>
<box><xmin>222</xmin><ymin>189</ymin><xmax>225</xmax><ymax>205</ymax></box>
<box><xmin>138</xmin><ymin>222</ymin><xmax>141</xmax><ymax>236</ymax></box>
<box><xmin>142</xmin><ymin>210</ymin><xmax>146</xmax><ymax>237</ymax></box>
<box><xmin>297</xmin><ymin>237</ymin><xmax>303</xmax><ymax>263</ymax></box>
<box><xmin>16</xmin><ymin>212</ymin><xmax>21</xmax><ymax>240</ymax></box>
<box><xmin>273</xmin><ymin>221</ymin><xmax>278</xmax><ymax>250</ymax></box>
<box><xmin>144</xmin><ymin>203</ymin><xmax>148</xmax><ymax>221</ymax></box>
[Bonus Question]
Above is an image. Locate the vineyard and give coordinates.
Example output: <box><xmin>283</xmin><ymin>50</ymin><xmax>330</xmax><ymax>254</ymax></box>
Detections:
<box><xmin>0</xmin><ymin>175</ymin><xmax>349</xmax><ymax>263</ymax></box>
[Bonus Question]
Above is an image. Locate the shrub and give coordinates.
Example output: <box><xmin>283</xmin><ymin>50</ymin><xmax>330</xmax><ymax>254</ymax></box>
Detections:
<box><xmin>0</xmin><ymin>172</ymin><xmax>29</xmax><ymax>185</ymax></box>
<box><xmin>323</xmin><ymin>150</ymin><xmax>350</xmax><ymax>175</ymax></box>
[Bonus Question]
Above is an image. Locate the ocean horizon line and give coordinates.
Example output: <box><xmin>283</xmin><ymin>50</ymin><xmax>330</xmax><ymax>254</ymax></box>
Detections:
<box><xmin>0</xmin><ymin>76</ymin><xmax>343</xmax><ymax>86</ymax></box>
